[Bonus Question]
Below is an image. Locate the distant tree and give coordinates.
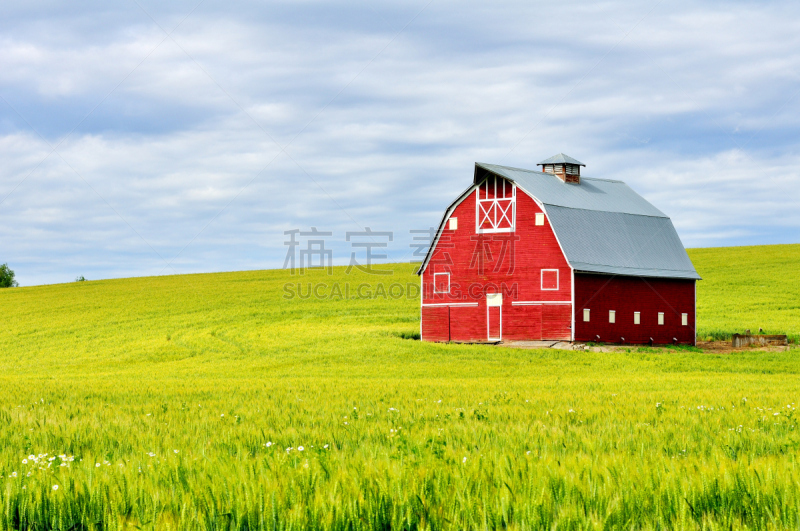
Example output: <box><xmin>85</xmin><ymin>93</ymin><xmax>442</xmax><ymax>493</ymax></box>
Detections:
<box><xmin>75</xmin><ymin>275</ymin><xmax>87</xmax><ymax>282</ymax></box>
<box><xmin>0</xmin><ymin>264</ymin><xmax>18</xmax><ymax>288</ymax></box>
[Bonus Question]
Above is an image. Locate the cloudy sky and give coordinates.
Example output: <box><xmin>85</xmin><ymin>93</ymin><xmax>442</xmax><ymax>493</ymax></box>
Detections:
<box><xmin>2</xmin><ymin>1</ymin><xmax>799</xmax><ymax>286</ymax></box>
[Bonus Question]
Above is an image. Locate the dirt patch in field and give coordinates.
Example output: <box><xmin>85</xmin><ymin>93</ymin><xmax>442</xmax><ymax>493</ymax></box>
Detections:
<box><xmin>695</xmin><ymin>340</ymin><xmax>793</xmax><ymax>354</ymax></box>
<box><xmin>501</xmin><ymin>340</ymin><xmax>796</xmax><ymax>354</ymax></box>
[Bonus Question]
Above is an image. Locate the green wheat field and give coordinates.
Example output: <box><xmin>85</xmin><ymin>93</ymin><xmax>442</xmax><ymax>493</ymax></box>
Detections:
<box><xmin>1</xmin><ymin>244</ymin><xmax>799</xmax><ymax>530</ymax></box>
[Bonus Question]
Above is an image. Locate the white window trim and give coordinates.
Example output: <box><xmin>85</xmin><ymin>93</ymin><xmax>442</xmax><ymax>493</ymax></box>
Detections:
<box><xmin>609</xmin><ymin>310</ymin><xmax>616</xmax><ymax>324</ymax></box>
<box><xmin>634</xmin><ymin>311</ymin><xmax>641</xmax><ymax>325</ymax></box>
<box><xmin>449</xmin><ymin>217</ymin><xmax>458</xmax><ymax>230</ymax></box>
<box><xmin>535</xmin><ymin>213</ymin><xmax>545</xmax><ymax>226</ymax></box>
<box><xmin>433</xmin><ymin>272</ymin><xmax>450</xmax><ymax>294</ymax></box>
<box><xmin>583</xmin><ymin>308</ymin><xmax>590</xmax><ymax>322</ymax></box>
<box><xmin>475</xmin><ymin>176</ymin><xmax>516</xmax><ymax>234</ymax></box>
<box><xmin>682</xmin><ymin>313</ymin><xmax>688</xmax><ymax>326</ymax></box>
<box><xmin>658</xmin><ymin>312</ymin><xmax>665</xmax><ymax>325</ymax></box>
<box><xmin>541</xmin><ymin>269</ymin><xmax>559</xmax><ymax>291</ymax></box>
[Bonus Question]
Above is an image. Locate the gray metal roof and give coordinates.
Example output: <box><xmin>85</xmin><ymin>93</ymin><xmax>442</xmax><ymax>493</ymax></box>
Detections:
<box><xmin>537</xmin><ymin>153</ymin><xmax>585</xmax><ymax>166</ymax></box>
<box><xmin>476</xmin><ymin>163</ymin><xmax>667</xmax><ymax>217</ymax></box>
<box><xmin>419</xmin><ymin>162</ymin><xmax>700</xmax><ymax>280</ymax></box>
<box><xmin>545</xmin><ymin>206</ymin><xmax>700</xmax><ymax>279</ymax></box>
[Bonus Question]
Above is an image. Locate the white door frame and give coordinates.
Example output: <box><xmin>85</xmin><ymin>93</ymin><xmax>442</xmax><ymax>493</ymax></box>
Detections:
<box><xmin>486</xmin><ymin>293</ymin><xmax>503</xmax><ymax>341</ymax></box>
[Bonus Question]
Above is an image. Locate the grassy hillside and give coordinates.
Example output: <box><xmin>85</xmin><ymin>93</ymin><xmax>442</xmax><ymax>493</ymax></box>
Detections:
<box><xmin>689</xmin><ymin>243</ymin><xmax>800</xmax><ymax>341</ymax></box>
<box><xmin>0</xmin><ymin>246</ymin><xmax>798</xmax><ymax>529</ymax></box>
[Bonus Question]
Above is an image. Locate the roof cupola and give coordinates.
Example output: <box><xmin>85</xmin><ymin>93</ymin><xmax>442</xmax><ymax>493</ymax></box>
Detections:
<box><xmin>537</xmin><ymin>153</ymin><xmax>585</xmax><ymax>184</ymax></box>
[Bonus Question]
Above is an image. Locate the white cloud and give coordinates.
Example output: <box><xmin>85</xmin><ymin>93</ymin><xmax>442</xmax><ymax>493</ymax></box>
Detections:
<box><xmin>1</xmin><ymin>0</ymin><xmax>799</xmax><ymax>285</ymax></box>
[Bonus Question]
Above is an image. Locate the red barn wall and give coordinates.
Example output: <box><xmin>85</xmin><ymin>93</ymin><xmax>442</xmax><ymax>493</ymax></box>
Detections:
<box><xmin>574</xmin><ymin>273</ymin><xmax>696</xmax><ymax>345</ymax></box>
<box><xmin>421</xmin><ymin>184</ymin><xmax>572</xmax><ymax>342</ymax></box>
<box><xmin>421</xmin><ymin>306</ymin><xmax>450</xmax><ymax>342</ymax></box>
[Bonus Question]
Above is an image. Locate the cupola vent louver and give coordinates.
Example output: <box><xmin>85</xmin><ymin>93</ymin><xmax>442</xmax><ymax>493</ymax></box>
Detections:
<box><xmin>537</xmin><ymin>153</ymin><xmax>585</xmax><ymax>184</ymax></box>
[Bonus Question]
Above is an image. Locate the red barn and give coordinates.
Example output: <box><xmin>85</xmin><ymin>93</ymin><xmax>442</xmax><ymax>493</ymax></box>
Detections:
<box><xmin>417</xmin><ymin>154</ymin><xmax>701</xmax><ymax>345</ymax></box>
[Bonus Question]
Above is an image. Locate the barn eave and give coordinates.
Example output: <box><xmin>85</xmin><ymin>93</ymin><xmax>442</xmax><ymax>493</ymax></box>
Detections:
<box><xmin>416</xmin><ymin>183</ymin><xmax>476</xmax><ymax>275</ymax></box>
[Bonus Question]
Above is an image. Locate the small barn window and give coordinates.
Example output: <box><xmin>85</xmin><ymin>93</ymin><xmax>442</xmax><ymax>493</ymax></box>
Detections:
<box><xmin>583</xmin><ymin>309</ymin><xmax>590</xmax><ymax>322</ymax></box>
<box><xmin>449</xmin><ymin>217</ymin><xmax>458</xmax><ymax>230</ymax></box>
<box><xmin>682</xmin><ymin>313</ymin><xmax>688</xmax><ymax>326</ymax></box>
<box><xmin>633</xmin><ymin>312</ymin><xmax>641</xmax><ymax>325</ymax></box>
<box><xmin>486</xmin><ymin>293</ymin><xmax>502</xmax><ymax>307</ymax></box>
<box><xmin>535</xmin><ymin>213</ymin><xmax>545</xmax><ymax>226</ymax></box>
<box><xmin>658</xmin><ymin>312</ymin><xmax>665</xmax><ymax>325</ymax></box>
<box><xmin>541</xmin><ymin>269</ymin><xmax>559</xmax><ymax>290</ymax></box>
<box><xmin>433</xmin><ymin>272</ymin><xmax>450</xmax><ymax>294</ymax></box>
<box><xmin>609</xmin><ymin>310</ymin><xmax>615</xmax><ymax>323</ymax></box>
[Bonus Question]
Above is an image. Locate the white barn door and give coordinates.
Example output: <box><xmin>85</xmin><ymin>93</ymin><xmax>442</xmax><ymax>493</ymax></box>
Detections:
<box><xmin>486</xmin><ymin>293</ymin><xmax>502</xmax><ymax>341</ymax></box>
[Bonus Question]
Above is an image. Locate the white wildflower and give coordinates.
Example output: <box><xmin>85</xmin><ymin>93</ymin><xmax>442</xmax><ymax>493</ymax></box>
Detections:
<box><xmin>265</xmin><ymin>442</ymin><xmax>272</xmax><ymax>447</ymax></box>
<box><xmin>52</xmin><ymin>485</ymin><xmax>58</xmax><ymax>491</ymax></box>
<box><xmin>298</xmin><ymin>446</ymin><xmax>304</xmax><ymax>451</ymax></box>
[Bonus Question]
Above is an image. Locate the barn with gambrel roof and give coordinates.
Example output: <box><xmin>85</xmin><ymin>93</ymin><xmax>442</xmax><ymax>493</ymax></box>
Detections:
<box><xmin>417</xmin><ymin>154</ymin><xmax>701</xmax><ymax>344</ymax></box>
